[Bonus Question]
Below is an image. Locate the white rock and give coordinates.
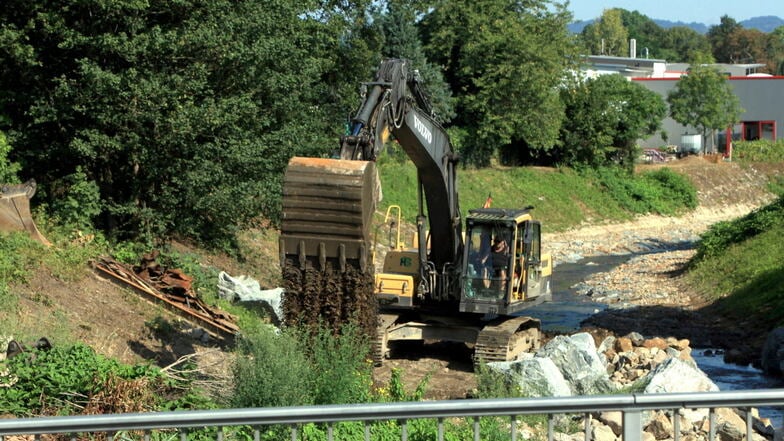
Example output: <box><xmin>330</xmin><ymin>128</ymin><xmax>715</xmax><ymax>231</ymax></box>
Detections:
<box><xmin>643</xmin><ymin>358</ymin><xmax>718</xmax><ymax>394</ymax></box>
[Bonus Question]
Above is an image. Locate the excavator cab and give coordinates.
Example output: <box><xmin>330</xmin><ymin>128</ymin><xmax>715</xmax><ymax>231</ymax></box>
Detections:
<box><xmin>460</xmin><ymin>208</ymin><xmax>552</xmax><ymax>316</ymax></box>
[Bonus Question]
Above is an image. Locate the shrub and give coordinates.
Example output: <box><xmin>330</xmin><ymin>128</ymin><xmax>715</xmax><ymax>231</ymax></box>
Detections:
<box><xmin>0</xmin><ymin>343</ymin><xmax>197</xmax><ymax>416</ymax></box>
<box><xmin>693</xmin><ymin>196</ymin><xmax>784</xmax><ymax>263</ymax></box>
<box><xmin>307</xmin><ymin>323</ymin><xmax>373</xmax><ymax>405</ymax></box>
<box><xmin>232</xmin><ymin>322</ymin><xmax>375</xmax><ymax>408</ymax></box>
<box><xmin>733</xmin><ymin>139</ymin><xmax>784</xmax><ymax>163</ymax></box>
<box><xmin>49</xmin><ymin>167</ymin><xmax>102</xmax><ymax>231</ymax></box>
<box><xmin>231</xmin><ymin>325</ymin><xmax>315</xmax><ymax>408</ymax></box>
<box><xmin>587</xmin><ymin>166</ymin><xmax>697</xmax><ymax>216</ymax></box>
<box><xmin>475</xmin><ymin>363</ymin><xmax>523</xmax><ymax>399</ymax></box>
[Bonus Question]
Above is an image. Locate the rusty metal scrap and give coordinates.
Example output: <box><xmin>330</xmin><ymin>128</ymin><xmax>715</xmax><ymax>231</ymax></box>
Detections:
<box><xmin>94</xmin><ymin>255</ymin><xmax>239</xmax><ymax>340</ymax></box>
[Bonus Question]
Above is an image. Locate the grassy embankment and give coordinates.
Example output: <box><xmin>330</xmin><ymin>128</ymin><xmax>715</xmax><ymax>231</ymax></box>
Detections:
<box><xmin>683</xmin><ymin>140</ymin><xmax>784</xmax><ymax>329</ymax></box>
<box><xmin>376</xmin><ymin>147</ymin><xmax>697</xmax><ymax>234</ymax></box>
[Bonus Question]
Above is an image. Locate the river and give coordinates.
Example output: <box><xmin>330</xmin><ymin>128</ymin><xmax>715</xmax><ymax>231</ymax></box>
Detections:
<box><xmin>527</xmin><ymin>255</ymin><xmax>784</xmax><ymax>421</ymax></box>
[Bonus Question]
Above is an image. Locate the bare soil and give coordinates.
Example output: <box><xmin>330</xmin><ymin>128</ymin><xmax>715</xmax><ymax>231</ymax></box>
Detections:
<box><xmin>7</xmin><ymin>156</ymin><xmax>784</xmax><ymax>402</ymax></box>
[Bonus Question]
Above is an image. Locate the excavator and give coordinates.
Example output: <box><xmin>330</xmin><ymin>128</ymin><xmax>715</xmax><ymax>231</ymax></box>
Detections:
<box><xmin>279</xmin><ymin>59</ymin><xmax>552</xmax><ymax>365</ymax></box>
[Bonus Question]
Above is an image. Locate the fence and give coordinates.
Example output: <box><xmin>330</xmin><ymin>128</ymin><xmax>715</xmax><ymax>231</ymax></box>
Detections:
<box><xmin>2</xmin><ymin>389</ymin><xmax>783</xmax><ymax>441</ymax></box>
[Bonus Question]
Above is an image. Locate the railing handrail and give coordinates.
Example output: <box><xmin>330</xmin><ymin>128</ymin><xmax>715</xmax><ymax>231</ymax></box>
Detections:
<box><xmin>2</xmin><ymin>389</ymin><xmax>784</xmax><ymax>436</ymax></box>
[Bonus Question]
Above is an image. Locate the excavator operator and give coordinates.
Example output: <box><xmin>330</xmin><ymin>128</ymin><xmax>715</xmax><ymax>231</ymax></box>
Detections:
<box><xmin>491</xmin><ymin>234</ymin><xmax>510</xmax><ymax>289</ymax></box>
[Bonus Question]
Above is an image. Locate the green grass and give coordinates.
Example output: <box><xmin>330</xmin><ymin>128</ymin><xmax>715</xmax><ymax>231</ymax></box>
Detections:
<box><xmin>685</xmin><ymin>197</ymin><xmax>784</xmax><ymax>327</ymax></box>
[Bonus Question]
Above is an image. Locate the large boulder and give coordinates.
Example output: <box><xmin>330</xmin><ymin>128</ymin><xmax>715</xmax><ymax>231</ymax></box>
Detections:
<box><xmin>760</xmin><ymin>327</ymin><xmax>784</xmax><ymax>376</ymax></box>
<box><xmin>643</xmin><ymin>357</ymin><xmax>718</xmax><ymax>394</ymax></box>
<box><xmin>487</xmin><ymin>357</ymin><xmax>572</xmax><ymax>397</ymax></box>
<box><xmin>536</xmin><ymin>333</ymin><xmax>616</xmax><ymax>395</ymax></box>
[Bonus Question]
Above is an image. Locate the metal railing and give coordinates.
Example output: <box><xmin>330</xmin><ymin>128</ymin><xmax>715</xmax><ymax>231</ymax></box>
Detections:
<box><xmin>1</xmin><ymin>389</ymin><xmax>783</xmax><ymax>441</ymax></box>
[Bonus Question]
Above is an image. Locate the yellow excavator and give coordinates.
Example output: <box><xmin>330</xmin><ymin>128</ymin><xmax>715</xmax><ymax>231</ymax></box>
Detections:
<box><xmin>279</xmin><ymin>59</ymin><xmax>552</xmax><ymax>365</ymax></box>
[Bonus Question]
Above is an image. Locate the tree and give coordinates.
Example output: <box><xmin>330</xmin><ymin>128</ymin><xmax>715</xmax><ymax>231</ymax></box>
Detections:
<box><xmin>582</xmin><ymin>9</ymin><xmax>629</xmax><ymax>56</ymax></box>
<box><xmin>617</xmin><ymin>9</ymin><xmax>667</xmax><ymax>59</ymax></box>
<box><xmin>667</xmin><ymin>65</ymin><xmax>743</xmax><ymax>154</ymax></box>
<box><xmin>664</xmin><ymin>27</ymin><xmax>714</xmax><ymax>63</ymax></box>
<box><xmin>0</xmin><ymin>0</ymin><xmax>377</xmax><ymax>246</ymax></box>
<box><xmin>708</xmin><ymin>15</ymin><xmax>743</xmax><ymax>63</ymax></box>
<box><xmin>372</xmin><ymin>0</ymin><xmax>454</xmax><ymax>122</ymax></box>
<box><xmin>559</xmin><ymin>74</ymin><xmax>666</xmax><ymax>171</ymax></box>
<box><xmin>770</xmin><ymin>26</ymin><xmax>784</xmax><ymax>75</ymax></box>
<box><xmin>421</xmin><ymin>0</ymin><xmax>578</xmax><ymax>166</ymax></box>
<box><xmin>0</xmin><ymin>131</ymin><xmax>20</xmax><ymax>183</ymax></box>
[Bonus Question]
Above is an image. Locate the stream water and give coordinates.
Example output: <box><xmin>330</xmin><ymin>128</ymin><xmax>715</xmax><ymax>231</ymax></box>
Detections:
<box><xmin>526</xmin><ymin>255</ymin><xmax>784</xmax><ymax>421</ymax></box>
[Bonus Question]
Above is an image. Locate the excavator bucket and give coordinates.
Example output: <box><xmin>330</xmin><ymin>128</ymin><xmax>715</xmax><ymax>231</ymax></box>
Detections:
<box><xmin>279</xmin><ymin>157</ymin><xmax>379</xmax><ymax>273</ymax></box>
<box><xmin>0</xmin><ymin>179</ymin><xmax>51</xmax><ymax>246</ymax></box>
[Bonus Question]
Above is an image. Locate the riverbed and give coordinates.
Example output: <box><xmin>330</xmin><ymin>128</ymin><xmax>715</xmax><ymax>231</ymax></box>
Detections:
<box><xmin>539</xmin><ymin>254</ymin><xmax>784</xmax><ymax>421</ymax></box>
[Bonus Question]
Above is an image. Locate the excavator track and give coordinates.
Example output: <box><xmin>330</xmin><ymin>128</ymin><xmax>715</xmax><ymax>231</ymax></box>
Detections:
<box><xmin>372</xmin><ymin>313</ymin><xmax>400</xmax><ymax>366</ymax></box>
<box><xmin>474</xmin><ymin>316</ymin><xmax>541</xmax><ymax>365</ymax></box>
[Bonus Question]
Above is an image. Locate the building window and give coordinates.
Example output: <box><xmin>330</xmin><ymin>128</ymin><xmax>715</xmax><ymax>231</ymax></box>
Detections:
<box><xmin>742</xmin><ymin>121</ymin><xmax>776</xmax><ymax>141</ymax></box>
<box><xmin>722</xmin><ymin>121</ymin><xmax>777</xmax><ymax>155</ymax></box>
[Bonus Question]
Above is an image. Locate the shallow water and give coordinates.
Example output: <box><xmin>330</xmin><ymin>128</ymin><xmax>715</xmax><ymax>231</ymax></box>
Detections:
<box><xmin>523</xmin><ymin>255</ymin><xmax>626</xmax><ymax>332</ymax></box>
<box><xmin>693</xmin><ymin>348</ymin><xmax>784</xmax><ymax>422</ymax></box>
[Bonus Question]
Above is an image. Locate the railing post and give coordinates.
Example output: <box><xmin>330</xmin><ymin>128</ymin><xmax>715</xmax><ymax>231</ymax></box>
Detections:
<box><xmin>548</xmin><ymin>413</ymin><xmax>555</xmax><ymax>441</ymax></box>
<box><xmin>584</xmin><ymin>412</ymin><xmax>591</xmax><ymax>441</ymax></box>
<box><xmin>623</xmin><ymin>410</ymin><xmax>642</xmax><ymax>441</ymax></box>
<box><xmin>672</xmin><ymin>409</ymin><xmax>680</xmax><ymax>441</ymax></box>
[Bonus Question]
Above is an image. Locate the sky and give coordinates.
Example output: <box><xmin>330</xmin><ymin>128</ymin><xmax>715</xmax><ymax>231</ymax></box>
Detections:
<box><xmin>568</xmin><ymin>1</ymin><xmax>784</xmax><ymax>25</ymax></box>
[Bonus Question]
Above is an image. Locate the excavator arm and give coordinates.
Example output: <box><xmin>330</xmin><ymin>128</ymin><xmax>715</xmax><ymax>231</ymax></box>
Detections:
<box><xmin>339</xmin><ymin>59</ymin><xmax>463</xmax><ymax>301</ymax></box>
<box><xmin>280</xmin><ymin>59</ymin><xmax>463</xmax><ymax>309</ymax></box>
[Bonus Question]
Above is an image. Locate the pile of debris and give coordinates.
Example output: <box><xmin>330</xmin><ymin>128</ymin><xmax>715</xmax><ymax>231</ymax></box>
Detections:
<box><xmin>94</xmin><ymin>251</ymin><xmax>239</xmax><ymax>341</ymax></box>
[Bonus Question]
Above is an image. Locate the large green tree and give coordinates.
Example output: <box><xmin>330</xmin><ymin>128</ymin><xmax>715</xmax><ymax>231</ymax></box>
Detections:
<box><xmin>420</xmin><ymin>0</ymin><xmax>578</xmax><ymax>166</ymax></box>
<box><xmin>559</xmin><ymin>74</ymin><xmax>666</xmax><ymax>171</ymax></box>
<box><xmin>707</xmin><ymin>15</ymin><xmax>743</xmax><ymax>63</ymax></box>
<box><xmin>372</xmin><ymin>0</ymin><xmax>454</xmax><ymax>122</ymax></box>
<box><xmin>667</xmin><ymin>65</ymin><xmax>743</xmax><ymax>154</ymax></box>
<box><xmin>774</xmin><ymin>26</ymin><xmax>784</xmax><ymax>75</ymax></box>
<box><xmin>616</xmin><ymin>9</ymin><xmax>666</xmax><ymax>59</ymax></box>
<box><xmin>0</xmin><ymin>0</ymin><xmax>377</xmax><ymax>246</ymax></box>
<box><xmin>664</xmin><ymin>27</ymin><xmax>714</xmax><ymax>63</ymax></box>
<box><xmin>581</xmin><ymin>9</ymin><xmax>629</xmax><ymax>57</ymax></box>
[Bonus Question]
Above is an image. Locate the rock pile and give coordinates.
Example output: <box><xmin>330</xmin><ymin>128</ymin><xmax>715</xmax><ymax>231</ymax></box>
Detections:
<box><xmin>487</xmin><ymin>332</ymin><xmax>777</xmax><ymax>441</ymax></box>
<box><xmin>598</xmin><ymin>332</ymin><xmax>694</xmax><ymax>387</ymax></box>
<box><xmin>585</xmin><ymin>407</ymin><xmax>775</xmax><ymax>441</ymax></box>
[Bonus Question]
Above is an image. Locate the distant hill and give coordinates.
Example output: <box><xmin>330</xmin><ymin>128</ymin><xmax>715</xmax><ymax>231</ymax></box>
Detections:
<box><xmin>651</xmin><ymin>19</ymin><xmax>708</xmax><ymax>34</ymax></box>
<box><xmin>569</xmin><ymin>15</ymin><xmax>783</xmax><ymax>34</ymax></box>
<box><xmin>739</xmin><ymin>15</ymin><xmax>784</xmax><ymax>33</ymax></box>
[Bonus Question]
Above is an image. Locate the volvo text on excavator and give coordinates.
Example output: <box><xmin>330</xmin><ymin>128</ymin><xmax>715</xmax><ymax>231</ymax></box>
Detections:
<box><xmin>279</xmin><ymin>59</ymin><xmax>552</xmax><ymax>365</ymax></box>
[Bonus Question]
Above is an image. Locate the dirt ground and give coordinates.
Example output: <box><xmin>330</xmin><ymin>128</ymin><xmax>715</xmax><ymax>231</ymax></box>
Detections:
<box><xmin>6</xmin><ymin>155</ymin><xmax>783</xmax><ymax>402</ymax></box>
